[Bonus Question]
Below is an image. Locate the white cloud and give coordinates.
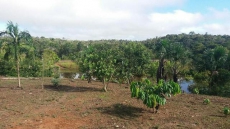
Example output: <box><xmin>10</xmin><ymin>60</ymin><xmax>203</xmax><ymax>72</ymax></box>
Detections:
<box><xmin>0</xmin><ymin>0</ymin><xmax>229</xmax><ymax>40</ymax></box>
<box><xmin>208</xmin><ymin>8</ymin><xmax>230</xmax><ymax>21</ymax></box>
<box><xmin>148</xmin><ymin>10</ymin><xmax>203</xmax><ymax>35</ymax></box>
<box><xmin>203</xmin><ymin>23</ymin><xmax>230</xmax><ymax>35</ymax></box>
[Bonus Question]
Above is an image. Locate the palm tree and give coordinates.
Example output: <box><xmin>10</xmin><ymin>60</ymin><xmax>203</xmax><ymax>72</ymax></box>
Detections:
<box><xmin>0</xmin><ymin>21</ymin><xmax>31</xmax><ymax>89</ymax></box>
<box><xmin>155</xmin><ymin>40</ymin><xmax>168</xmax><ymax>83</ymax></box>
<box><xmin>166</xmin><ymin>42</ymin><xmax>190</xmax><ymax>82</ymax></box>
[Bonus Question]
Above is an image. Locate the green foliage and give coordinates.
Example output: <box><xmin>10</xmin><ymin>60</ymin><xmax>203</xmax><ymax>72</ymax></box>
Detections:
<box><xmin>79</xmin><ymin>43</ymin><xmax>117</xmax><ymax>91</ymax></box>
<box><xmin>2</xmin><ymin>27</ymin><xmax>230</xmax><ymax>98</ymax></box>
<box><xmin>0</xmin><ymin>59</ymin><xmax>16</xmax><ymax>76</ymax></box>
<box><xmin>42</xmin><ymin>49</ymin><xmax>60</xmax><ymax>77</ymax></box>
<box><xmin>51</xmin><ymin>78</ymin><xmax>60</xmax><ymax>87</ymax></box>
<box><xmin>147</xmin><ymin>61</ymin><xmax>158</xmax><ymax>79</ymax></box>
<box><xmin>80</xmin><ymin>74</ymin><xmax>85</xmax><ymax>80</ymax></box>
<box><xmin>20</xmin><ymin>58</ymin><xmax>42</xmax><ymax>77</ymax></box>
<box><xmin>203</xmin><ymin>98</ymin><xmax>210</xmax><ymax>104</ymax></box>
<box><xmin>0</xmin><ymin>21</ymin><xmax>32</xmax><ymax>87</ymax></box>
<box><xmin>223</xmin><ymin>107</ymin><xmax>230</xmax><ymax>116</ymax></box>
<box><xmin>130</xmin><ymin>79</ymin><xmax>181</xmax><ymax>109</ymax></box>
<box><xmin>193</xmin><ymin>88</ymin><xmax>199</xmax><ymax>94</ymax></box>
<box><xmin>191</xmin><ymin>69</ymin><xmax>230</xmax><ymax>97</ymax></box>
<box><xmin>114</xmin><ymin>43</ymin><xmax>152</xmax><ymax>84</ymax></box>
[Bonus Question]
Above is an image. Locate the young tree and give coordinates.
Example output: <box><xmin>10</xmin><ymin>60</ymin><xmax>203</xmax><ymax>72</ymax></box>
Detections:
<box><xmin>42</xmin><ymin>49</ymin><xmax>60</xmax><ymax>77</ymax></box>
<box><xmin>79</xmin><ymin>43</ymin><xmax>116</xmax><ymax>92</ymax></box>
<box><xmin>0</xmin><ymin>21</ymin><xmax>32</xmax><ymax>88</ymax></box>
<box><xmin>115</xmin><ymin>43</ymin><xmax>151</xmax><ymax>85</ymax></box>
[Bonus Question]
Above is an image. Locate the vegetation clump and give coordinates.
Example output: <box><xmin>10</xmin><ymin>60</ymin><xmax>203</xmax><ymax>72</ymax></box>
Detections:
<box><xmin>51</xmin><ymin>77</ymin><xmax>60</xmax><ymax>87</ymax></box>
<box><xmin>223</xmin><ymin>107</ymin><xmax>230</xmax><ymax>116</ymax></box>
<box><xmin>203</xmin><ymin>98</ymin><xmax>210</xmax><ymax>104</ymax></box>
<box><xmin>130</xmin><ymin>79</ymin><xmax>181</xmax><ymax>113</ymax></box>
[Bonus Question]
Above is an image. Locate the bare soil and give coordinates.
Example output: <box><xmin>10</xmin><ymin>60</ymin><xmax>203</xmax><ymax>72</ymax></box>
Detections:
<box><xmin>0</xmin><ymin>78</ymin><xmax>229</xmax><ymax>129</ymax></box>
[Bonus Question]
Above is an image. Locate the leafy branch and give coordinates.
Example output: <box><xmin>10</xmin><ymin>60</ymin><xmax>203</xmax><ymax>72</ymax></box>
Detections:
<box><xmin>130</xmin><ymin>79</ymin><xmax>181</xmax><ymax>113</ymax></box>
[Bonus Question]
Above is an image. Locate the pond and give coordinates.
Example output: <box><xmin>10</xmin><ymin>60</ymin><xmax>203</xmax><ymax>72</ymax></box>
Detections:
<box><xmin>58</xmin><ymin>67</ymin><xmax>80</xmax><ymax>79</ymax></box>
<box><xmin>179</xmin><ymin>80</ymin><xmax>194</xmax><ymax>93</ymax></box>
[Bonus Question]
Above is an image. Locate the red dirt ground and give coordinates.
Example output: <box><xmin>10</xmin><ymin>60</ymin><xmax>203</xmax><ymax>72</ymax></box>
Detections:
<box><xmin>0</xmin><ymin>78</ymin><xmax>229</xmax><ymax>129</ymax></box>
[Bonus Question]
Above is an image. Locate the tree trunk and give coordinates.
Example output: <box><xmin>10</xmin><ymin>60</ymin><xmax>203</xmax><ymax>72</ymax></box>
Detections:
<box><xmin>42</xmin><ymin>58</ymin><xmax>44</xmax><ymax>89</ymax></box>
<box><xmin>126</xmin><ymin>78</ymin><xmax>130</xmax><ymax>86</ymax></box>
<box><xmin>157</xmin><ymin>58</ymin><xmax>164</xmax><ymax>83</ymax></box>
<box><xmin>87</xmin><ymin>71</ymin><xmax>92</xmax><ymax>83</ymax></box>
<box><xmin>15</xmin><ymin>43</ymin><xmax>21</xmax><ymax>89</ymax></box>
<box><xmin>173</xmin><ymin>72</ymin><xmax>178</xmax><ymax>83</ymax></box>
<box><xmin>103</xmin><ymin>78</ymin><xmax>108</xmax><ymax>92</ymax></box>
<box><xmin>17</xmin><ymin>58</ymin><xmax>21</xmax><ymax>89</ymax></box>
<box><xmin>103</xmin><ymin>84</ymin><xmax>107</xmax><ymax>92</ymax></box>
<box><xmin>87</xmin><ymin>75</ymin><xmax>92</xmax><ymax>83</ymax></box>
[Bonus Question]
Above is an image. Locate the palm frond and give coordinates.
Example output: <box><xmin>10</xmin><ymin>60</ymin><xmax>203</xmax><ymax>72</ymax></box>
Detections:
<box><xmin>6</xmin><ymin>21</ymin><xmax>16</xmax><ymax>38</ymax></box>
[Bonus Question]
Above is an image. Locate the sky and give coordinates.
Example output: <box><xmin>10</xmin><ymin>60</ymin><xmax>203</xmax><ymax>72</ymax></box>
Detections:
<box><xmin>0</xmin><ymin>0</ymin><xmax>230</xmax><ymax>40</ymax></box>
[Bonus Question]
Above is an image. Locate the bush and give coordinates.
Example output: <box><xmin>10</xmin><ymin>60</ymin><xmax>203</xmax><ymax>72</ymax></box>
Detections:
<box><xmin>223</xmin><ymin>107</ymin><xmax>230</xmax><ymax>116</ymax></box>
<box><xmin>203</xmin><ymin>98</ymin><xmax>210</xmax><ymax>104</ymax></box>
<box><xmin>130</xmin><ymin>79</ymin><xmax>181</xmax><ymax>113</ymax></box>
<box><xmin>51</xmin><ymin>78</ymin><xmax>60</xmax><ymax>87</ymax></box>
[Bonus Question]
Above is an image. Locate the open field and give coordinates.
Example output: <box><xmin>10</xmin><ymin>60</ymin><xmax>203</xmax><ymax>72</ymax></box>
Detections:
<box><xmin>0</xmin><ymin>78</ymin><xmax>230</xmax><ymax>129</ymax></box>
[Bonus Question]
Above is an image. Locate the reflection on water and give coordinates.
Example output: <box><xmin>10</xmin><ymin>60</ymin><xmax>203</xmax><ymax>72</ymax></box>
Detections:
<box><xmin>179</xmin><ymin>80</ymin><xmax>193</xmax><ymax>93</ymax></box>
<box><xmin>59</xmin><ymin>67</ymin><xmax>80</xmax><ymax>79</ymax></box>
<box><xmin>60</xmin><ymin>72</ymin><xmax>80</xmax><ymax>79</ymax></box>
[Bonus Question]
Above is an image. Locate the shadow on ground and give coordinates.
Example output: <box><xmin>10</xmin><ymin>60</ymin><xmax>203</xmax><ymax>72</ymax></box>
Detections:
<box><xmin>44</xmin><ymin>85</ymin><xmax>103</xmax><ymax>92</ymax></box>
<box><xmin>96</xmin><ymin>103</ymin><xmax>143</xmax><ymax>119</ymax></box>
<box><xmin>209</xmin><ymin>114</ymin><xmax>226</xmax><ymax>118</ymax></box>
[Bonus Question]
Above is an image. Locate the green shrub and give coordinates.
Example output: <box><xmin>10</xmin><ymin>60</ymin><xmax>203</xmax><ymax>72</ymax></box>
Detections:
<box><xmin>203</xmin><ymin>98</ymin><xmax>210</xmax><ymax>104</ymax></box>
<box><xmin>223</xmin><ymin>107</ymin><xmax>230</xmax><ymax>116</ymax></box>
<box><xmin>130</xmin><ymin>79</ymin><xmax>181</xmax><ymax>112</ymax></box>
<box><xmin>193</xmin><ymin>88</ymin><xmax>199</xmax><ymax>94</ymax></box>
<box><xmin>51</xmin><ymin>78</ymin><xmax>60</xmax><ymax>87</ymax></box>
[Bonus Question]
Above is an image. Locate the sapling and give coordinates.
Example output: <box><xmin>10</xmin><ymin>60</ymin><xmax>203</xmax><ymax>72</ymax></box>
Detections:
<box><xmin>130</xmin><ymin>79</ymin><xmax>181</xmax><ymax>113</ymax></box>
<box><xmin>194</xmin><ymin>88</ymin><xmax>199</xmax><ymax>94</ymax></box>
<box><xmin>223</xmin><ymin>107</ymin><xmax>230</xmax><ymax>116</ymax></box>
<box><xmin>203</xmin><ymin>98</ymin><xmax>210</xmax><ymax>104</ymax></box>
<box><xmin>51</xmin><ymin>78</ymin><xmax>60</xmax><ymax>87</ymax></box>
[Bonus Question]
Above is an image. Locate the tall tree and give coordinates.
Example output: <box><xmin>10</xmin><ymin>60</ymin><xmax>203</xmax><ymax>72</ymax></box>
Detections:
<box><xmin>165</xmin><ymin>42</ymin><xmax>190</xmax><ymax>82</ymax></box>
<box><xmin>79</xmin><ymin>43</ymin><xmax>117</xmax><ymax>91</ymax></box>
<box><xmin>155</xmin><ymin>40</ymin><xmax>168</xmax><ymax>83</ymax></box>
<box><xmin>0</xmin><ymin>21</ymin><xmax>32</xmax><ymax>88</ymax></box>
<box><xmin>115</xmin><ymin>43</ymin><xmax>151</xmax><ymax>85</ymax></box>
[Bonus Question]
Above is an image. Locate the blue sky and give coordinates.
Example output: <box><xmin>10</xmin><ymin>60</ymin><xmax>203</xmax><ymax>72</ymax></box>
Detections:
<box><xmin>184</xmin><ymin>0</ymin><xmax>230</xmax><ymax>13</ymax></box>
<box><xmin>0</xmin><ymin>0</ymin><xmax>230</xmax><ymax>40</ymax></box>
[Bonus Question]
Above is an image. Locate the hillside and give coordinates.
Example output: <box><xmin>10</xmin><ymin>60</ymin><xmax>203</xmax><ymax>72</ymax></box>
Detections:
<box><xmin>0</xmin><ymin>79</ymin><xmax>229</xmax><ymax>129</ymax></box>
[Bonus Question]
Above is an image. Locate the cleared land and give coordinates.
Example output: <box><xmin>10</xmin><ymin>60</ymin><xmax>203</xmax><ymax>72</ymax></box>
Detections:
<box><xmin>0</xmin><ymin>78</ymin><xmax>229</xmax><ymax>129</ymax></box>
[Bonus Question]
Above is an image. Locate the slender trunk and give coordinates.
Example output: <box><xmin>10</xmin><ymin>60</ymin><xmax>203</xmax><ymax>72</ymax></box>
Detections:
<box><xmin>15</xmin><ymin>43</ymin><xmax>21</xmax><ymax>89</ymax></box>
<box><xmin>103</xmin><ymin>78</ymin><xmax>107</xmax><ymax>92</ymax></box>
<box><xmin>87</xmin><ymin>75</ymin><xmax>92</xmax><ymax>83</ymax></box>
<box><xmin>42</xmin><ymin>58</ymin><xmax>44</xmax><ymax>89</ymax></box>
<box><xmin>127</xmin><ymin>78</ymin><xmax>130</xmax><ymax>86</ymax></box>
<box><xmin>17</xmin><ymin>56</ymin><xmax>21</xmax><ymax>88</ymax></box>
<box><xmin>87</xmin><ymin>71</ymin><xmax>92</xmax><ymax>83</ymax></box>
<box><xmin>103</xmin><ymin>83</ymin><xmax>107</xmax><ymax>92</ymax></box>
<box><xmin>157</xmin><ymin>58</ymin><xmax>164</xmax><ymax>83</ymax></box>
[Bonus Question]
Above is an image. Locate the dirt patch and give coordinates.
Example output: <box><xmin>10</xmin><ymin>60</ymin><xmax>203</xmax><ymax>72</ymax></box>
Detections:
<box><xmin>0</xmin><ymin>78</ymin><xmax>229</xmax><ymax>129</ymax></box>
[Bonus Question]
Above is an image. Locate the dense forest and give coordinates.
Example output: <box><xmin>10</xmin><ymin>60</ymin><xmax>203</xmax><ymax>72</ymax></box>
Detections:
<box><xmin>1</xmin><ymin>22</ymin><xmax>230</xmax><ymax>97</ymax></box>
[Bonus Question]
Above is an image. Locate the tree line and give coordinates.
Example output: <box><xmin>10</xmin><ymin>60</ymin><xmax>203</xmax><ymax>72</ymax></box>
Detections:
<box><xmin>0</xmin><ymin>22</ymin><xmax>230</xmax><ymax>96</ymax></box>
